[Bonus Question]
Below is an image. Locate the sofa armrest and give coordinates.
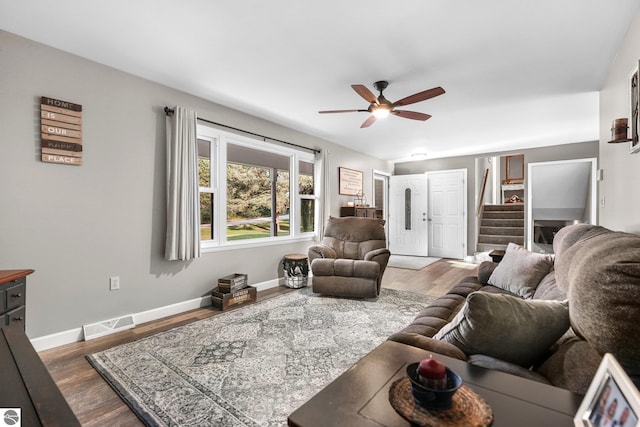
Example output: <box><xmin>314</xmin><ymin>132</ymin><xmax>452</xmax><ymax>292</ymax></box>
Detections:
<box><xmin>308</xmin><ymin>244</ymin><xmax>337</xmax><ymax>264</ymax></box>
<box><xmin>364</xmin><ymin>247</ymin><xmax>390</xmax><ymax>260</ymax></box>
<box><xmin>477</xmin><ymin>261</ymin><xmax>498</xmax><ymax>284</ymax></box>
<box><xmin>364</xmin><ymin>248</ymin><xmax>390</xmax><ymax>269</ymax></box>
<box><xmin>387</xmin><ymin>333</ymin><xmax>468</xmax><ymax>360</ymax></box>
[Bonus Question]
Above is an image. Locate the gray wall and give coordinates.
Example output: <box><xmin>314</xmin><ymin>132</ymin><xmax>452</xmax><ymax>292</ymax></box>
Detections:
<box><xmin>599</xmin><ymin>8</ymin><xmax>640</xmax><ymax>233</ymax></box>
<box><xmin>0</xmin><ymin>30</ymin><xmax>392</xmax><ymax>339</ymax></box>
<box><xmin>530</xmin><ymin>161</ymin><xmax>593</xmax><ymax>221</ymax></box>
<box><xmin>395</xmin><ymin>141</ymin><xmax>599</xmax><ymax>255</ymax></box>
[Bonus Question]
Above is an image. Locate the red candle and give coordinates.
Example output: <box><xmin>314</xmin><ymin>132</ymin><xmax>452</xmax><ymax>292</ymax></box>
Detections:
<box><xmin>417</xmin><ymin>355</ymin><xmax>447</xmax><ymax>389</ymax></box>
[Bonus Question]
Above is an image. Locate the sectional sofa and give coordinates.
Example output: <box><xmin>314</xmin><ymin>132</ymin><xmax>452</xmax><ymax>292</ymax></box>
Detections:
<box><xmin>388</xmin><ymin>224</ymin><xmax>640</xmax><ymax>394</ymax></box>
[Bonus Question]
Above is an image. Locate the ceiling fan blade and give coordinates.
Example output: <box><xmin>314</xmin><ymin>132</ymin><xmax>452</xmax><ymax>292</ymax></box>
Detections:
<box><xmin>393</xmin><ymin>86</ymin><xmax>445</xmax><ymax>107</ymax></box>
<box><xmin>318</xmin><ymin>109</ymin><xmax>366</xmax><ymax>114</ymax></box>
<box><xmin>352</xmin><ymin>85</ymin><xmax>379</xmax><ymax>104</ymax></box>
<box><xmin>392</xmin><ymin>110</ymin><xmax>432</xmax><ymax>121</ymax></box>
<box><xmin>360</xmin><ymin>115</ymin><xmax>377</xmax><ymax>128</ymax></box>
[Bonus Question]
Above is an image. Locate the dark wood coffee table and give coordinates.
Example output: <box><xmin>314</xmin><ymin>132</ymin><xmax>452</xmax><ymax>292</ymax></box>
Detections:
<box><xmin>288</xmin><ymin>341</ymin><xmax>582</xmax><ymax>427</ymax></box>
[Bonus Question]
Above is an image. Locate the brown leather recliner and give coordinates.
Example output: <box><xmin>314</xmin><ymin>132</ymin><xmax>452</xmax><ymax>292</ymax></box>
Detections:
<box><xmin>308</xmin><ymin>216</ymin><xmax>390</xmax><ymax>298</ymax></box>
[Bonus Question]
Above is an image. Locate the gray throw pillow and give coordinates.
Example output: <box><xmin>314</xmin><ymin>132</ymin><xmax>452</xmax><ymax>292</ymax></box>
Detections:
<box><xmin>488</xmin><ymin>242</ymin><xmax>553</xmax><ymax>298</ymax></box>
<box><xmin>433</xmin><ymin>291</ymin><xmax>570</xmax><ymax>367</ymax></box>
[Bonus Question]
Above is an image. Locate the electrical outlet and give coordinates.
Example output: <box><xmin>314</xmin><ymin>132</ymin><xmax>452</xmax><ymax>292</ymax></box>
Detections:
<box><xmin>109</xmin><ymin>276</ymin><xmax>120</xmax><ymax>291</ymax></box>
<box><xmin>600</xmin><ymin>195</ymin><xmax>605</xmax><ymax>208</ymax></box>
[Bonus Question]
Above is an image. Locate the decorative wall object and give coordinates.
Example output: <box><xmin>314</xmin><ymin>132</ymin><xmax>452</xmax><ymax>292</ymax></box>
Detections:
<box><xmin>40</xmin><ymin>96</ymin><xmax>83</xmax><ymax>165</ymax></box>
<box><xmin>630</xmin><ymin>61</ymin><xmax>640</xmax><ymax>154</ymax></box>
<box><xmin>339</xmin><ymin>167</ymin><xmax>363</xmax><ymax>195</ymax></box>
<box><xmin>504</xmin><ymin>154</ymin><xmax>524</xmax><ymax>184</ymax></box>
<box><xmin>608</xmin><ymin>118</ymin><xmax>631</xmax><ymax>143</ymax></box>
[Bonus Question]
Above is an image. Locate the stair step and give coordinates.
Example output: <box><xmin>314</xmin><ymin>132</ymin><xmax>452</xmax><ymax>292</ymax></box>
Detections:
<box><xmin>482</xmin><ymin>211</ymin><xmax>524</xmax><ymax>220</ymax></box>
<box><xmin>478</xmin><ymin>204</ymin><xmax>526</xmax><ymax>253</ymax></box>
<box><xmin>483</xmin><ymin>204</ymin><xmax>524</xmax><ymax>212</ymax></box>
<box><xmin>477</xmin><ymin>234</ymin><xmax>524</xmax><ymax>245</ymax></box>
<box><xmin>481</xmin><ymin>218</ymin><xmax>524</xmax><ymax>227</ymax></box>
<box><xmin>479</xmin><ymin>226</ymin><xmax>524</xmax><ymax>236</ymax></box>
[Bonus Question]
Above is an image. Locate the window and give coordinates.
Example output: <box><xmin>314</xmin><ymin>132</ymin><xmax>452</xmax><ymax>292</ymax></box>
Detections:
<box><xmin>197</xmin><ymin>125</ymin><xmax>317</xmax><ymax>250</ymax></box>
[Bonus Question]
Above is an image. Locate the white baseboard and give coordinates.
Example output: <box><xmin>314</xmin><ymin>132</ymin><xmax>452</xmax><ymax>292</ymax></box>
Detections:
<box><xmin>31</xmin><ymin>279</ymin><xmax>281</xmax><ymax>352</ymax></box>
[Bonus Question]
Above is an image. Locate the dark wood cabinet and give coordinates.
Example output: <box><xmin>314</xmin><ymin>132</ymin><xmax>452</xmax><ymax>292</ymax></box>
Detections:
<box><xmin>1</xmin><ymin>270</ymin><xmax>34</xmax><ymax>330</ymax></box>
<box><xmin>0</xmin><ymin>269</ymin><xmax>80</xmax><ymax>426</ymax></box>
<box><xmin>340</xmin><ymin>206</ymin><xmax>377</xmax><ymax>218</ymax></box>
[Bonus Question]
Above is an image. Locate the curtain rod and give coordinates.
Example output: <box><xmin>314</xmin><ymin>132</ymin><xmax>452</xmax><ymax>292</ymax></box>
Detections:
<box><xmin>164</xmin><ymin>107</ymin><xmax>320</xmax><ymax>154</ymax></box>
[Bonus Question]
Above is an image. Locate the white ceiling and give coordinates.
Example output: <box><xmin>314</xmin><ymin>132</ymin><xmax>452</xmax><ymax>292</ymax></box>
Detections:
<box><xmin>1</xmin><ymin>1</ymin><xmax>639</xmax><ymax>161</ymax></box>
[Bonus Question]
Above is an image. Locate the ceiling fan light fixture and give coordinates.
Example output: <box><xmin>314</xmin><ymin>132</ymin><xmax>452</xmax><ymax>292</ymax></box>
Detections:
<box><xmin>372</xmin><ymin>105</ymin><xmax>391</xmax><ymax>119</ymax></box>
<box><xmin>319</xmin><ymin>81</ymin><xmax>445</xmax><ymax>128</ymax></box>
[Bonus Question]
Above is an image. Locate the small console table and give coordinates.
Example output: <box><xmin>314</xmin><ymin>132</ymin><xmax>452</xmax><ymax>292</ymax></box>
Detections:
<box><xmin>1</xmin><ymin>269</ymin><xmax>34</xmax><ymax>330</ymax></box>
<box><xmin>340</xmin><ymin>206</ymin><xmax>377</xmax><ymax>218</ymax></box>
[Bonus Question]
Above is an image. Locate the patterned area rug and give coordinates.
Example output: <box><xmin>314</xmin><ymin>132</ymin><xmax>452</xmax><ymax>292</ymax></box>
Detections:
<box><xmin>87</xmin><ymin>287</ymin><xmax>435</xmax><ymax>427</ymax></box>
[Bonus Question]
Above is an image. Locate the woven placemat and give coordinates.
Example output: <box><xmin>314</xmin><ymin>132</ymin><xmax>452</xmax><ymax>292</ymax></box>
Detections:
<box><xmin>389</xmin><ymin>377</ymin><xmax>493</xmax><ymax>427</ymax></box>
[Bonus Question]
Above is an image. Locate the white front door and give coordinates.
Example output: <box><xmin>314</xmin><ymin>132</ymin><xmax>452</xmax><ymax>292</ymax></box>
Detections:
<box><xmin>427</xmin><ymin>169</ymin><xmax>467</xmax><ymax>259</ymax></box>
<box><xmin>389</xmin><ymin>174</ymin><xmax>428</xmax><ymax>256</ymax></box>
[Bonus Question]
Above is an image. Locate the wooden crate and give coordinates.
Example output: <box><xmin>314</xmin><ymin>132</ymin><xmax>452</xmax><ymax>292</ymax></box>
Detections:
<box><xmin>217</xmin><ymin>273</ymin><xmax>248</xmax><ymax>293</ymax></box>
<box><xmin>211</xmin><ymin>286</ymin><xmax>256</xmax><ymax>311</ymax></box>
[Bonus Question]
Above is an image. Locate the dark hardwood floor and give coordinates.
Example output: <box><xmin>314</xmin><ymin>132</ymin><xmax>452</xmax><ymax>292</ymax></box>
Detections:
<box><xmin>38</xmin><ymin>259</ymin><xmax>478</xmax><ymax>426</ymax></box>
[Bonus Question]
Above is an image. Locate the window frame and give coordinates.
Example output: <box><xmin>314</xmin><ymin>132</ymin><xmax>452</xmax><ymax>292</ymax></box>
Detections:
<box><xmin>197</xmin><ymin>134</ymin><xmax>219</xmax><ymax>245</ymax></box>
<box><xmin>197</xmin><ymin>124</ymin><xmax>318</xmax><ymax>252</ymax></box>
<box><xmin>298</xmin><ymin>159</ymin><xmax>316</xmax><ymax>234</ymax></box>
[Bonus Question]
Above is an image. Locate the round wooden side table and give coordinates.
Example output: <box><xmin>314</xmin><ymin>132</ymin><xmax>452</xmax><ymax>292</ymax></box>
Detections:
<box><xmin>282</xmin><ymin>254</ymin><xmax>309</xmax><ymax>288</ymax></box>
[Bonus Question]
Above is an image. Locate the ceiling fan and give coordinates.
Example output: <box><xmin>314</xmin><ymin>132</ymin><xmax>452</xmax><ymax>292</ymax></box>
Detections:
<box><xmin>319</xmin><ymin>80</ymin><xmax>445</xmax><ymax>128</ymax></box>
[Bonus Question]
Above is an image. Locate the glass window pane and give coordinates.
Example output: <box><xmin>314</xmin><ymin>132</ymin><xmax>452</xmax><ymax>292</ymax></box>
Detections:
<box><xmin>299</xmin><ymin>160</ymin><xmax>314</xmax><ymax>195</ymax></box>
<box><xmin>200</xmin><ymin>192</ymin><xmax>214</xmax><ymax>240</ymax></box>
<box><xmin>226</xmin><ymin>144</ymin><xmax>290</xmax><ymax>240</ymax></box>
<box><xmin>197</xmin><ymin>139</ymin><xmax>211</xmax><ymax>187</ymax></box>
<box><xmin>300</xmin><ymin>199</ymin><xmax>314</xmax><ymax>233</ymax></box>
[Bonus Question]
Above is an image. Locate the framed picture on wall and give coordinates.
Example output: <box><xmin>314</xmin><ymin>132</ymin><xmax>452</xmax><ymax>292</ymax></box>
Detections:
<box><xmin>630</xmin><ymin>60</ymin><xmax>640</xmax><ymax>154</ymax></box>
<box><xmin>339</xmin><ymin>167</ymin><xmax>363</xmax><ymax>196</ymax></box>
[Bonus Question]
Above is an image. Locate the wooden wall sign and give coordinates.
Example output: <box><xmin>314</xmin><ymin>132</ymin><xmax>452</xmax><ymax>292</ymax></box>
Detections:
<box><xmin>40</xmin><ymin>96</ymin><xmax>83</xmax><ymax>165</ymax></box>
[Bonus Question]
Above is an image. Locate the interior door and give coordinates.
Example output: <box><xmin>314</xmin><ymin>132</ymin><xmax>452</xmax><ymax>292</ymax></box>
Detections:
<box><xmin>427</xmin><ymin>169</ymin><xmax>466</xmax><ymax>259</ymax></box>
<box><xmin>389</xmin><ymin>174</ymin><xmax>428</xmax><ymax>256</ymax></box>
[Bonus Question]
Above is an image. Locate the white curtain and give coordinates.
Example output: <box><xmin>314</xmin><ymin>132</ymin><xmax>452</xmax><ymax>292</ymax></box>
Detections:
<box><xmin>165</xmin><ymin>106</ymin><xmax>201</xmax><ymax>261</ymax></box>
<box><xmin>315</xmin><ymin>149</ymin><xmax>331</xmax><ymax>239</ymax></box>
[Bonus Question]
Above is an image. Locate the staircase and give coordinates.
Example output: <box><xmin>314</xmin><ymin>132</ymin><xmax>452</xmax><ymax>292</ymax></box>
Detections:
<box><xmin>477</xmin><ymin>204</ymin><xmax>525</xmax><ymax>252</ymax></box>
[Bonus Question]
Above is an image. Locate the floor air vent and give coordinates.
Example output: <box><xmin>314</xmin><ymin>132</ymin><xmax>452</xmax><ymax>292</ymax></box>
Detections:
<box><xmin>83</xmin><ymin>315</ymin><xmax>135</xmax><ymax>341</ymax></box>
